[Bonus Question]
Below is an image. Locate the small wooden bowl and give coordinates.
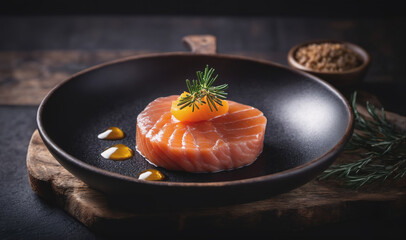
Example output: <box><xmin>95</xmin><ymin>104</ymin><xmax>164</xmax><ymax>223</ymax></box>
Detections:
<box><xmin>287</xmin><ymin>40</ymin><xmax>370</xmax><ymax>89</ymax></box>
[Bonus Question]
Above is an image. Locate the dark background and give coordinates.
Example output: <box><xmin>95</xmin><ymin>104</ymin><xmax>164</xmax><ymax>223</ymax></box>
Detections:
<box><xmin>2</xmin><ymin>0</ymin><xmax>405</xmax><ymax>17</ymax></box>
<box><xmin>1</xmin><ymin>0</ymin><xmax>405</xmax><ymax>239</ymax></box>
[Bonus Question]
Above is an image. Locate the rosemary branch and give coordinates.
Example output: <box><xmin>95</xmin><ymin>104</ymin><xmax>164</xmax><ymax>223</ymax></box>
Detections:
<box><xmin>318</xmin><ymin>91</ymin><xmax>406</xmax><ymax>188</ymax></box>
<box><xmin>177</xmin><ymin>65</ymin><xmax>228</xmax><ymax>112</ymax></box>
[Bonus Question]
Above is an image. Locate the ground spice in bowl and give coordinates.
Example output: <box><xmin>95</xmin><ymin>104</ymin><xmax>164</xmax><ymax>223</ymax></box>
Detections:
<box><xmin>294</xmin><ymin>43</ymin><xmax>361</xmax><ymax>72</ymax></box>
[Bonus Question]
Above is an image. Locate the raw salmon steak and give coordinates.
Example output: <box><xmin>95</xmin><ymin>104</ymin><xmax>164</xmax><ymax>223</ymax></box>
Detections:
<box><xmin>136</xmin><ymin>95</ymin><xmax>267</xmax><ymax>172</ymax></box>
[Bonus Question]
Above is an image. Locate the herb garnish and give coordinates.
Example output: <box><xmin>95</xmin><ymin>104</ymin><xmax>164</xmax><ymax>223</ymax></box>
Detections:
<box><xmin>319</xmin><ymin>92</ymin><xmax>406</xmax><ymax>188</ymax></box>
<box><xmin>177</xmin><ymin>65</ymin><xmax>228</xmax><ymax>112</ymax></box>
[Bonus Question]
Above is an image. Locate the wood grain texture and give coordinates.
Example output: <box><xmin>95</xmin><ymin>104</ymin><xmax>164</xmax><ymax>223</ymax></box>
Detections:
<box><xmin>27</xmin><ymin>129</ymin><xmax>406</xmax><ymax>236</ymax></box>
<box><xmin>0</xmin><ymin>50</ymin><xmax>149</xmax><ymax>105</ymax></box>
<box><xmin>0</xmin><ymin>50</ymin><xmax>278</xmax><ymax>106</ymax></box>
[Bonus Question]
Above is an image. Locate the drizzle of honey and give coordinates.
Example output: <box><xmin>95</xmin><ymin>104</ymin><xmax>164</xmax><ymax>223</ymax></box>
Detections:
<box><xmin>138</xmin><ymin>169</ymin><xmax>165</xmax><ymax>181</ymax></box>
<box><xmin>98</xmin><ymin>127</ymin><xmax>125</xmax><ymax>140</ymax></box>
<box><xmin>100</xmin><ymin>144</ymin><xmax>134</xmax><ymax>160</ymax></box>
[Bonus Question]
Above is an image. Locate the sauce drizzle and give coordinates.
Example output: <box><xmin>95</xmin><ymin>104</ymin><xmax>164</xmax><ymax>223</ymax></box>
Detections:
<box><xmin>101</xmin><ymin>144</ymin><xmax>134</xmax><ymax>160</ymax></box>
<box><xmin>98</xmin><ymin>127</ymin><xmax>125</xmax><ymax>140</ymax></box>
<box><xmin>138</xmin><ymin>169</ymin><xmax>165</xmax><ymax>181</ymax></box>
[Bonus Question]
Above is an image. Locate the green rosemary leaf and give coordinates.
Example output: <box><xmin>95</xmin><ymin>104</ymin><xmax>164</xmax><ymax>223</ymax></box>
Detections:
<box><xmin>213</xmin><ymin>97</ymin><xmax>223</xmax><ymax>106</ymax></box>
<box><xmin>318</xmin><ymin>91</ymin><xmax>406</xmax><ymax>188</ymax></box>
<box><xmin>207</xmin><ymin>74</ymin><xmax>218</xmax><ymax>87</ymax></box>
<box><xmin>207</xmin><ymin>94</ymin><xmax>218</xmax><ymax>111</ymax></box>
<box><xmin>185</xmin><ymin>79</ymin><xmax>192</xmax><ymax>93</ymax></box>
<box><xmin>178</xmin><ymin>65</ymin><xmax>228</xmax><ymax>112</ymax></box>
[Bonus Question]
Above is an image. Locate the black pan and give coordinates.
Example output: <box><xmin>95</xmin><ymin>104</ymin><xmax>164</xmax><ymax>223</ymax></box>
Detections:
<box><xmin>37</xmin><ymin>36</ymin><xmax>353</xmax><ymax>205</ymax></box>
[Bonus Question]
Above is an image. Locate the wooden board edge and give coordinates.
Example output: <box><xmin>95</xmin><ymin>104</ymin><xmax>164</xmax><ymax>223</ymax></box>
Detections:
<box><xmin>25</xmin><ymin>129</ymin><xmax>406</xmax><ymax>236</ymax></box>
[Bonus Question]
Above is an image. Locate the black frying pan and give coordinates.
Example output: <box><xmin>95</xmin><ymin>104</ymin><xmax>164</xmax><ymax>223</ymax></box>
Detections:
<box><xmin>37</xmin><ymin>35</ymin><xmax>353</xmax><ymax>204</ymax></box>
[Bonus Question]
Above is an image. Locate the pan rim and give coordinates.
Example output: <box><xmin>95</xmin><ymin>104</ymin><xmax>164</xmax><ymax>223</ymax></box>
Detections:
<box><xmin>37</xmin><ymin>51</ymin><xmax>354</xmax><ymax>188</ymax></box>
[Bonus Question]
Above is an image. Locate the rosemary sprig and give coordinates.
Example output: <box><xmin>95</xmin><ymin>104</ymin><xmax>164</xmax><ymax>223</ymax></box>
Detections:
<box><xmin>318</xmin><ymin>91</ymin><xmax>406</xmax><ymax>188</ymax></box>
<box><xmin>177</xmin><ymin>65</ymin><xmax>228</xmax><ymax>112</ymax></box>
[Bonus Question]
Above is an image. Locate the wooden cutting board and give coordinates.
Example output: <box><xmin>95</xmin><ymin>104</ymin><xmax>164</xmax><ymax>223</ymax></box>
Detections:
<box><xmin>27</xmin><ymin>127</ymin><xmax>406</xmax><ymax>236</ymax></box>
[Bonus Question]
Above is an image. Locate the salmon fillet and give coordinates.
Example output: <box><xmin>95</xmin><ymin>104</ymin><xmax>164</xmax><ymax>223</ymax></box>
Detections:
<box><xmin>136</xmin><ymin>95</ymin><xmax>267</xmax><ymax>173</ymax></box>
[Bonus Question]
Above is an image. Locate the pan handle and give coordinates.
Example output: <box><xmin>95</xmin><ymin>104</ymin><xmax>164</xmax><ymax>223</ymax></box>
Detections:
<box><xmin>182</xmin><ymin>35</ymin><xmax>217</xmax><ymax>54</ymax></box>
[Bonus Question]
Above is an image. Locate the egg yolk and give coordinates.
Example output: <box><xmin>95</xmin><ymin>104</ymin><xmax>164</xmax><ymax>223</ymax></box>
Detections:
<box><xmin>171</xmin><ymin>92</ymin><xmax>229</xmax><ymax>122</ymax></box>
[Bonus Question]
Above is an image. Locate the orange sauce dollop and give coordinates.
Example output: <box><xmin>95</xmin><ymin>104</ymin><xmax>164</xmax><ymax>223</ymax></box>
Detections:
<box><xmin>97</xmin><ymin>126</ymin><xmax>125</xmax><ymax>140</ymax></box>
<box><xmin>100</xmin><ymin>144</ymin><xmax>134</xmax><ymax>160</ymax></box>
<box><xmin>171</xmin><ymin>92</ymin><xmax>229</xmax><ymax>122</ymax></box>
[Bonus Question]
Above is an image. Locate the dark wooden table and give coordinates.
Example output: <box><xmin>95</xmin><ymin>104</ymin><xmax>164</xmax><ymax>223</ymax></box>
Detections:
<box><xmin>0</xmin><ymin>15</ymin><xmax>405</xmax><ymax>239</ymax></box>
